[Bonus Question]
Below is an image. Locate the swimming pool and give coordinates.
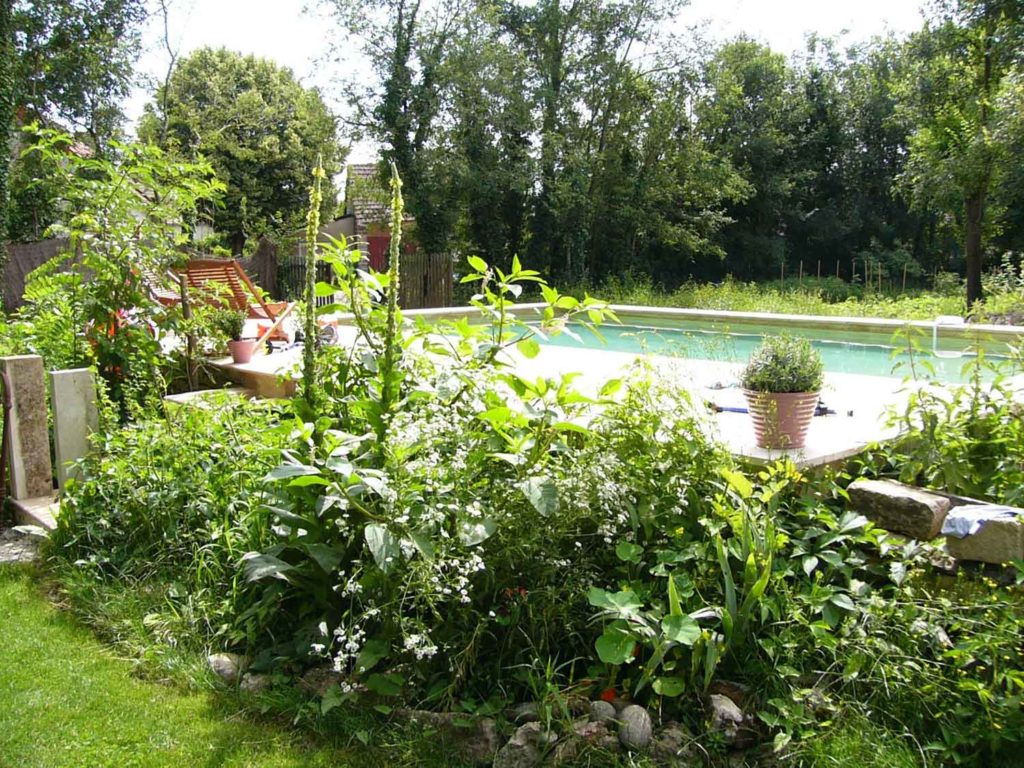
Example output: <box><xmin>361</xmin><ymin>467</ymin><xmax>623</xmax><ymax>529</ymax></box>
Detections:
<box><xmin>537</xmin><ymin>315</ymin><xmax>1015</xmax><ymax>382</ymax></box>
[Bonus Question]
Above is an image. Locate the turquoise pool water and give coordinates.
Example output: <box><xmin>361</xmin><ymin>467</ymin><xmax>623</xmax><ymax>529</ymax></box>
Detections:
<box><xmin>537</xmin><ymin>320</ymin><xmax>1004</xmax><ymax>382</ymax></box>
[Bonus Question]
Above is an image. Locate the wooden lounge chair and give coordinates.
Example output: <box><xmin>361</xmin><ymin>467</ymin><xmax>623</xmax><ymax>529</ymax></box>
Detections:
<box><xmin>158</xmin><ymin>258</ymin><xmax>296</xmax><ymax>348</ymax></box>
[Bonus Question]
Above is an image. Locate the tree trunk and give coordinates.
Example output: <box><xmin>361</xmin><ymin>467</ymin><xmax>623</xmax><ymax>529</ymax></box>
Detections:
<box><xmin>0</xmin><ymin>0</ymin><xmax>14</xmax><ymax>276</ymax></box>
<box><xmin>964</xmin><ymin>192</ymin><xmax>985</xmax><ymax>308</ymax></box>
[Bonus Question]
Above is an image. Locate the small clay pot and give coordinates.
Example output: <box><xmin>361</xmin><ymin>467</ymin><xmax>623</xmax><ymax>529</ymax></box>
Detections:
<box><xmin>227</xmin><ymin>339</ymin><xmax>259</xmax><ymax>364</ymax></box>
<box><xmin>743</xmin><ymin>390</ymin><xmax>819</xmax><ymax>450</ymax></box>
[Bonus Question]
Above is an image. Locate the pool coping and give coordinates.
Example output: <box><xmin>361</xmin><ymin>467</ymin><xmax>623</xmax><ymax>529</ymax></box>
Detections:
<box><xmin>389</xmin><ymin>302</ymin><xmax>1024</xmax><ymax>344</ymax></box>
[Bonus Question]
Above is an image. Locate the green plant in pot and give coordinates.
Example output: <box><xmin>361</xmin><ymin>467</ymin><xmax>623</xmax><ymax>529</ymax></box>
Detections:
<box><xmin>212</xmin><ymin>308</ymin><xmax>257</xmax><ymax>364</ymax></box>
<box><xmin>741</xmin><ymin>335</ymin><xmax>824</xmax><ymax>449</ymax></box>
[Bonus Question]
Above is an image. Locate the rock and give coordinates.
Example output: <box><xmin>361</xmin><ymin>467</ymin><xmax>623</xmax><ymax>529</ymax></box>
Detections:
<box><xmin>493</xmin><ymin>721</ymin><xmax>555</xmax><ymax>768</ymax></box>
<box><xmin>707</xmin><ymin>694</ymin><xmax>758</xmax><ymax>750</ymax></box>
<box><xmin>608</xmin><ymin>696</ymin><xmax>631</xmax><ymax>713</ymax></box>
<box><xmin>589</xmin><ymin>700</ymin><xmax>616</xmax><ymax>723</ymax></box>
<box><xmin>708</xmin><ymin>680</ymin><xmax>750</xmax><ymax>707</ymax></box>
<box><xmin>651</xmin><ymin>722</ymin><xmax>696</xmax><ymax>765</ymax></box>
<box><xmin>239</xmin><ymin>673</ymin><xmax>270</xmax><ymax>693</ymax></box>
<box><xmin>0</xmin><ymin>527</ymin><xmax>39</xmax><ymax>565</ymax></box>
<box><xmin>550</xmin><ymin>721</ymin><xmax>619</xmax><ymax>765</ymax></box>
<box><xmin>207</xmin><ymin>652</ymin><xmax>244</xmax><ymax>684</ymax></box>
<box><xmin>508</xmin><ymin>702</ymin><xmax>540</xmax><ymax>724</ymax></box>
<box><xmin>396</xmin><ymin>709</ymin><xmax>501</xmax><ymax>765</ymax></box>
<box><xmin>946</xmin><ymin>515</ymin><xmax>1024</xmax><ymax>564</ymax></box>
<box><xmin>298</xmin><ymin>666</ymin><xmax>343</xmax><ymax>697</ymax></box>
<box><xmin>617</xmin><ymin>704</ymin><xmax>653</xmax><ymax>752</ymax></box>
<box><xmin>847</xmin><ymin>479</ymin><xmax>950</xmax><ymax>540</ymax></box>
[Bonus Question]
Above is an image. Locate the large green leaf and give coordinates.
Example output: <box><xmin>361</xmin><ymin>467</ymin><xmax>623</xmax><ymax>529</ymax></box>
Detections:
<box><xmin>518</xmin><ymin>476</ymin><xmax>559</xmax><ymax>517</ymax></box>
<box><xmin>458</xmin><ymin>518</ymin><xmax>497</xmax><ymax>546</ymax></box>
<box><xmin>652</xmin><ymin>677</ymin><xmax>686</xmax><ymax>697</ymax></box>
<box><xmin>587</xmin><ymin>587</ymin><xmax>643</xmax><ymax>620</ymax></box>
<box><xmin>595</xmin><ymin>623</ymin><xmax>636</xmax><ymax>665</ymax></box>
<box><xmin>365</xmin><ymin>524</ymin><xmax>400</xmax><ymax>573</ymax></box>
<box><xmin>354</xmin><ymin>638</ymin><xmax>389</xmax><ymax>675</ymax></box>
<box><xmin>615</xmin><ymin>541</ymin><xmax>643</xmax><ymax>563</ymax></box>
<box><xmin>661</xmin><ymin>614</ymin><xmax>700</xmax><ymax>646</ymax></box>
<box><xmin>365</xmin><ymin>672</ymin><xmax>404</xmax><ymax>696</ymax></box>
<box><xmin>242</xmin><ymin>552</ymin><xmax>294</xmax><ymax>582</ymax></box>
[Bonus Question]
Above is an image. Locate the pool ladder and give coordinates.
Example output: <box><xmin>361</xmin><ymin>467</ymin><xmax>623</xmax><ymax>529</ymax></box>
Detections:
<box><xmin>933</xmin><ymin>315</ymin><xmax>966</xmax><ymax>359</ymax></box>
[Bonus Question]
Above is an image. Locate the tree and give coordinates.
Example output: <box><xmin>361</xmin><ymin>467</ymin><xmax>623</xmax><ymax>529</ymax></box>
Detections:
<box><xmin>900</xmin><ymin>0</ymin><xmax>1024</xmax><ymax>305</ymax></box>
<box><xmin>139</xmin><ymin>48</ymin><xmax>345</xmax><ymax>255</ymax></box>
<box><xmin>696</xmin><ymin>38</ymin><xmax>808</xmax><ymax>279</ymax></box>
<box><xmin>0</xmin><ymin>0</ymin><xmax>14</xmax><ymax>272</ymax></box>
<box><xmin>7</xmin><ymin>0</ymin><xmax>147</xmax><ymax>242</ymax></box>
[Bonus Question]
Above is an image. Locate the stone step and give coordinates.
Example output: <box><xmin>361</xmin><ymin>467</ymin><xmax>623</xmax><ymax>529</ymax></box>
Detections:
<box><xmin>11</xmin><ymin>496</ymin><xmax>59</xmax><ymax>531</ymax></box>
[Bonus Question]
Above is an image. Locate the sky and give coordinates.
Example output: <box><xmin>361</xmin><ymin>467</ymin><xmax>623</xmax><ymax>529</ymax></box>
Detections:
<box><xmin>126</xmin><ymin>0</ymin><xmax>929</xmax><ymax>162</ymax></box>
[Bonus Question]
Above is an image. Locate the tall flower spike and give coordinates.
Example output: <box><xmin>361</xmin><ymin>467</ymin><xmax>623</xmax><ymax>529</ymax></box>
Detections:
<box><xmin>302</xmin><ymin>155</ymin><xmax>325</xmax><ymax>406</ymax></box>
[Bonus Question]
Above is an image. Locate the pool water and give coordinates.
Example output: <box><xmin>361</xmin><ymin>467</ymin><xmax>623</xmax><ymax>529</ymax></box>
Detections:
<box><xmin>537</xmin><ymin>320</ymin><xmax>1003</xmax><ymax>382</ymax></box>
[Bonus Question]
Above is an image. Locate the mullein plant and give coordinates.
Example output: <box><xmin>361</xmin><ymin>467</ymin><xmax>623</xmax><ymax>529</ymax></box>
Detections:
<box><xmin>377</xmin><ymin>161</ymin><xmax>404</xmax><ymax>443</ymax></box>
<box><xmin>302</xmin><ymin>155</ymin><xmax>325</xmax><ymax>407</ymax></box>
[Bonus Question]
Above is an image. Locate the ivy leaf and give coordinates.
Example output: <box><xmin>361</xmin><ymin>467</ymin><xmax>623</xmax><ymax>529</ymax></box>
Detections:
<box><xmin>518</xmin><ymin>476</ymin><xmax>559</xmax><ymax>517</ymax></box>
<box><xmin>661</xmin><ymin>614</ymin><xmax>700</xmax><ymax>646</ymax></box>
<box><xmin>458</xmin><ymin>518</ymin><xmax>497</xmax><ymax>546</ymax></box>
<box><xmin>364</xmin><ymin>524</ymin><xmax>400</xmax><ymax>573</ymax></box>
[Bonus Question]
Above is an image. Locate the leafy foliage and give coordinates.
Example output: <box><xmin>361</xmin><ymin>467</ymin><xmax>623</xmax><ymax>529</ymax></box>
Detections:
<box><xmin>139</xmin><ymin>47</ymin><xmax>344</xmax><ymax>254</ymax></box>
<box><xmin>15</xmin><ymin>129</ymin><xmax>223</xmax><ymax>413</ymax></box>
<box><xmin>741</xmin><ymin>336</ymin><xmax>824</xmax><ymax>393</ymax></box>
<box><xmin>49</xmin><ymin>397</ymin><xmax>290</xmax><ymax>646</ymax></box>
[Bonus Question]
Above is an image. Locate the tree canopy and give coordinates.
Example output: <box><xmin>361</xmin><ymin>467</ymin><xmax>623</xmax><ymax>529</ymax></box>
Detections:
<box><xmin>139</xmin><ymin>47</ymin><xmax>345</xmax><ymax>255</ymax></box>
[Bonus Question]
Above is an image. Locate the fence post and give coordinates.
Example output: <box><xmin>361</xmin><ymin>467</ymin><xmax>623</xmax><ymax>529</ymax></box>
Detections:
<box><xmin>50</xmin><ymin>368</ymin><xmax>99</xmax><ymax>491</ymax></box>
<box><xmin>1</xmin><ymin>355</ymin><xmax>52</xmax><ymax>500</ymax></box>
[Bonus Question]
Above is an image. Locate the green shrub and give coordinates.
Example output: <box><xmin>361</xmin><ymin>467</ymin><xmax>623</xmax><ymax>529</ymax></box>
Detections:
<box><xmin>210</xmin><ymin>309</ymin><xmax>247</xmax><ymax>341</ymax></box>
<box><xmin>48</xmin><ymin>397</ymin><xmax>289</xmax><ymax>643</ymax></box>
<box><xmin>741</xmin><ymin>336</ymin><xmax>824</xmax><ymax>393</ymax></box>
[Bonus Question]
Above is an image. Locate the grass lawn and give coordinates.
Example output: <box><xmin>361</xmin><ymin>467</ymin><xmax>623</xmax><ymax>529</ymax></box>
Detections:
<box><xmin>0</xmin><ymin>563</ymin><xmax>382</xmax><ymax>768</ymax></box>
<box><xmin>0</xmin><ymin>562</ymin><xmax>955</xmax><ymax>768</ymax></box>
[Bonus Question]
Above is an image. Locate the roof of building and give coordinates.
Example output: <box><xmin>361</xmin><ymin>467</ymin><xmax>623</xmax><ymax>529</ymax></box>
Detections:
<box><xmin>345</xmin><ymin>163</ymin><xmax>415</xmax><ymax>234</ymax></box>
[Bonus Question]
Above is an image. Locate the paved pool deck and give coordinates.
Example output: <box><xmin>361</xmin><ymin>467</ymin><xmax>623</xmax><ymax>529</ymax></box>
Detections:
<box><xmin>210</xmin><ymin>324</ymin><xmax>923</xmax><ymax>469</ymax></box>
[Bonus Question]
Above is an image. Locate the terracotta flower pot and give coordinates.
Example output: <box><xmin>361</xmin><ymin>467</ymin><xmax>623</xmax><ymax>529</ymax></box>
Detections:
<box><xmin>743</xmin><ymin>390</ymin><xmax>820</xmax><ymax>450</ymax></box>
<box><xmin>227</xmin><ymin>339</ymin><xmax>258</xmax><ymax>364</ymax></box>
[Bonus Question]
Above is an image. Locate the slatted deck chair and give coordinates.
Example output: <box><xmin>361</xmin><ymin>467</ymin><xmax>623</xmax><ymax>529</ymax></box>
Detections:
<box><xmin>160</xmin><ymin>258</ymin><xmax>296</xmax><ymax>349</ymax></box>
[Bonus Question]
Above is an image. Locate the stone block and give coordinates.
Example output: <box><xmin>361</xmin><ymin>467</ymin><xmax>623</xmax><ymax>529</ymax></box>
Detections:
<box><xmin>847</xmin><ymin>478</ymin><xmax>950</xmax><ymax>540</ymax></box>
<box><xmin>1</xmin><ymin>355</ymin><xmax>53</xmax><ymax>499</ymax></box>
<box><xmin>50</xmin><ymin>368</ymin><xmax>99</xmax><ymax>490</ymax></box>
<box><xmin>946</xmin><ymin>518</ymin><xmax>1024</xmax><ymax>564</ymax></box>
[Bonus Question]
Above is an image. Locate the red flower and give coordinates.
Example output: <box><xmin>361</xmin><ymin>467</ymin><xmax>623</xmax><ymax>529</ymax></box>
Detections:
<box><xmin>599</xmin><ymin>687</ymin><xmax>616</xmax><ymax>703</ymax></box>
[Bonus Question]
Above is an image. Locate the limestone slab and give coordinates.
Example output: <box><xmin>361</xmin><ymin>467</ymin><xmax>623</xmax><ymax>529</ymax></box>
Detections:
<box><xmin>50</xmin><ymin>368</ymin><xmax>98</xmax><ymax>490</ymax></box>
<box><xmin>847</xmin><ymin>478</ymin><xmax>950</xmax><ymax>540</ymax></box>
<box><xmin>946</xmin><ymin>518</ymin><xmax>1024</xmax><ymax>564</ymax></box>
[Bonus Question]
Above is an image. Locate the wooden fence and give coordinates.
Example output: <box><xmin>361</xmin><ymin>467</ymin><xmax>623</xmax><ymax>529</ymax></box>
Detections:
<box><xmin>280</xmin><ymin>248</ymin><xmax>453</xmax><ymax>310</ymax></box>
<box><xmin>399</xmin><ymin>252</ymin><xmax>454</xmax><ymax>309</ymax></box>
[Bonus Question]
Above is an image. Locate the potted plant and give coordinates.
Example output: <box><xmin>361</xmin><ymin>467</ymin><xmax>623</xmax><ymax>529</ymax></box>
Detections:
<box><xmin>741</xmin><ymin>335</ymin><xmax>824</xmax><ymax>450</ymax></box>
<box><xmin>212</xmin><ymin>309</ymin><xmax>257</xmax><ymax>364</ymax></box>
